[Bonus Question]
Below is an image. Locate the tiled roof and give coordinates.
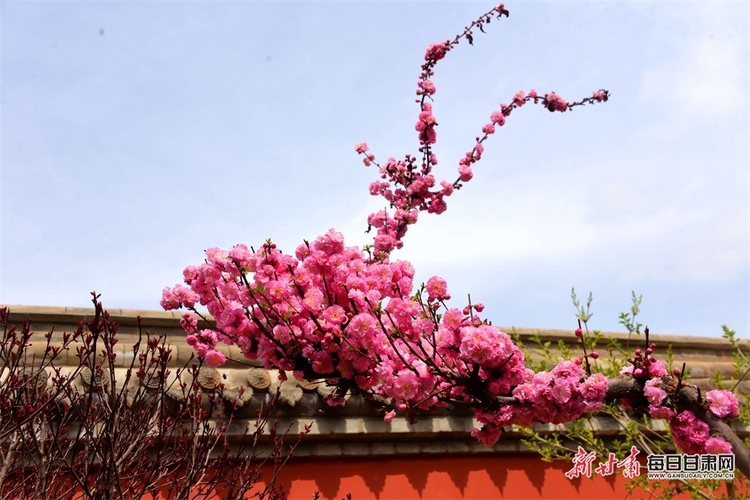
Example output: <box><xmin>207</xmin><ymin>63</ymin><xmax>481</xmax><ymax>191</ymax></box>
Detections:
<box><xmin>5</xmin><ymin>305</ymin><xmax>749</xmax><ymax>458</ymax></box>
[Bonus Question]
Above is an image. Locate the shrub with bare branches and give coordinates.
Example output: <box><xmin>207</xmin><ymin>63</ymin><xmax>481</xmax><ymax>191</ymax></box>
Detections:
<box><xmin>0</xmin><ymin>293</ymin><xmax>304</xmax><ymax>500</ymax></box>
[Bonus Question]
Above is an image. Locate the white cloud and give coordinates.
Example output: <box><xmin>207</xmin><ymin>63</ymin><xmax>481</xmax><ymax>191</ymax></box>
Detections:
<box><xmin>391</xmin><ymin>171</ymin><xmax>594</xmax><ymax>268</ymax></box>
<box><xmin>638</xmin><ymin>6</ymin><xmax>746</xmax><ymax>130</ymax></box>
<box><xmin>679</xmin><ymin>204</ymin><xmax>749</xmax><ymax>282</ymax></box>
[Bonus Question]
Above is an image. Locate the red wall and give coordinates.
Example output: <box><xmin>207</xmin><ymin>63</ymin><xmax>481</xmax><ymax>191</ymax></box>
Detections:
<box><xmin>267</xmin><ymin>455</ymin><xmax>696</xmax><ymax>500</ymax></box>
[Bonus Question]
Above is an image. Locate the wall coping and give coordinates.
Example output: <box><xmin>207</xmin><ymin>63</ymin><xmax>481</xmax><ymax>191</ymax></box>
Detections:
<box><xmin>3</xmin><ymin>304</ymin><xmax>748</xmax><ymax>459</ymax></box>
<box><xmin>3</xmin><ymin>304</ymin><xmax>743</xmax><ymax>351</ymax></box>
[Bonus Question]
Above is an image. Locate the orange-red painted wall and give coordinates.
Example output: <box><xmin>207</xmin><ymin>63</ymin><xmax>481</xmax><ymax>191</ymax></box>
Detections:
<box><xmin>267</xmin><ymin>455</ymin><xmax>696</xmax><ymax>500</ymax></box>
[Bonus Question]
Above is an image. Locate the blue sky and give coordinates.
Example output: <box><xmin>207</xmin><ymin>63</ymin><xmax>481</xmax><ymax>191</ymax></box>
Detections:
<box><xmin>2</xmin><ymin>1</ymin><xmax>747</xmax><ymax>338</ymax></box>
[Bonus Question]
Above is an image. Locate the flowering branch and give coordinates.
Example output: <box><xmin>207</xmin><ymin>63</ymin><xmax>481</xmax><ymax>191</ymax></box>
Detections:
<box><xmin>162</xmin><ymin>2</ymin><xmax>748</xmax><ymax>482</ymax></box>
<box><xmin>606</xmin><ymin>376</ymin><xmax>750</xmax><ymax>479</ymax></box>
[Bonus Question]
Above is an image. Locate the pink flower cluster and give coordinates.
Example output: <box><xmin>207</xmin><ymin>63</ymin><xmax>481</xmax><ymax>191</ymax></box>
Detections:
<box><xmin>470</xmin><ymin>361</ymin><xmax>608</xmax><ymax>446</ymax></box>
<box><xmin>424</xmin><ymin>42</ymin><xmax>449</xmax><ymax>63</ymax></box>
<box><xmin>643</xmin><ymin>378</ymin><xmax>676</xmax><ymax>420</ymax></box>
<box><xmin>163</xmin><ymin>226</ymin><xmax>616</xmax><ymax>437</ymax></box>
<box><xmin>619</xmin><ymin>344</ymin><xmax>668</xmax><ymax>379</ymax></box>
<box><xmin>544</xmin><ymin>92</ymin><xmax>569</xmax><ymax>112</ymax></box>
<box><xmin>512</xmin><ymin>362</ymin><xmax>609</xmax><ymax>423</ymax></box>
<box><xmin>617</xmin><ymin>343</ymin><xmax>739</xmax><ymax>456</ymax></box>
<box><xmin>163</xmin><ymin>219</ymin><xmax>622</xmax><ymax>443</ymax></box>
<box><xmin>415</xmin><ymin>102</ymin><xmax>438</xmax><ymax>145</ymax></box>
<box><xmin>162</xmin><ymin>229</ymin><xmax>532</xmax><ymax>414</ymax></box>
<box><xmin>706</xmin><ymin>389</ymin><xmax>740</xmax><ymax>419</ymax></box>
<box><xmin>670</xmin><ymin>410</ymin><xmax>732</xmax><ymax>455</ymax></box>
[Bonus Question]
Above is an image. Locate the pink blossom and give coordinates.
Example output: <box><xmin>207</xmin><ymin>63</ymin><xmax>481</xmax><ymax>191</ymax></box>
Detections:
<box><xmin>373</xmin><ymin>233</ymin><xmax>396</xmax><ymax>254</ymax></box>
<box><xmin>193</xmin><ymin>343</ymin><xmax>209</xmax><ymax>358</ymax></box>
<box><xmin>273</xmin><ymin>325</ymin><xmax>293</xmax><ymax>344</ymax></box>
<box><xmin>458</xmin><ymin>163</ymin><xmax>473</xmax><ymax>182</ymax></box>
<box><xmin>647</xmin><ymin>359</ymin><xmax>668</xmax><ymax>377</ymax></box>
<box><xmin>198</xmin><ymin>329</ymin><xmax>218</xmax><ymax>347</ymax></box>
<box><xmin>419</xmin><ymin>79</ymin><xmax>437</xmax><ymax>95</ymax></box>
<box><xmin>424</xmin><ymin>42</ymin><xmax>448</xmax><ymax>62</ymax></box>
<box><xmin>229</xmin><ymin>244</ymin><xmax>254</xmax><ymax>268</ymax></box>
<box><xmin>649</xmin><ymin>405</ymin><xmax>676</xmax><ymax>420</ymax></box>
<box><xmin>323</xmin><ymin>305</ymin><xmax>346</xmax><ymax>325</ymax></box>
<box><xmin>391</xmin><ymin>370</ymin><xmax>420</xmax><ymax>400</ymax></box>
<box><xmin>204</xmin><ymin>350</ymin><xmax>227</xmax><ymax>367</ymax></box>
<box><xmin>705</xmin><ymin>436</ymin><xmax>733</xmax><ymax>454</ymax></box>
<box><xmin>459</xmin><ymin>325</ymin><xmax>514</xmax><ymax>369</ymax></box>
<box><xmin>551</xmin><ymin>360</ymin><xmax>584</xmax><ymax>379</ymax></box>
<box><xmin>670</xmin><ymin>411</ymin><xmax>710</xmax><ymax>455</ymax></box>
<box><xmin>705</xmin><ymin>389</ymin><xmax>740</xmax><ymax>419</ymax></box>
<box><xmin>347</xmin><ymin>313</ymin><xmax>378</xmax><ymax>338</ymax></box>
<box><xmin>418</xmin><ymin>110</ymin><xmax>437</xmax><ymax>127</ymax></box>
<box><xmin>473</xmin><ymin>143</ymin><xmax>484</xmax><ymax>160</ymax></box>
<box><xmin>180</xmin><ymin>313</ymin><xmax>198</xmax><ymax>333</ymax></box>
<box><xmin>544</xmin><ymin>92</ymin><xmax>568</xmax><ymax>112</ymax></box>
<box><xmin>421</xmin><ymin>127</ymin><xmax>437</xmax><ymax>145</ymax></box>
<box><xmin>512</xmin><ymin>382</ymin><xmax>538</xmax><ymax>403</ymax></box>
<box><xmin>314</xmin><ymin>229</ymin><xmax>345</xmax><ymax>256</ymax></box>
<box><xmin>303</xmin><ymin>288</ymin><xmax>324</xmax><ymax>311</ymax></box>
<box><xmin>440</xmin><ymin>180</ymin><xmax>454</xmax><ymax>196</ymax></box>
<box><xmin>355</xmin><ymin>142</ymin><xmax>369</xmax><ymax>153</ymax></box>
<box><xmin>490</xmin><ymin>111</ymin><xmax>506</xmax><ymax>126</ymax></box>
<box><xmin>643</xmin><ymin>379</ymin><xmax>667</xmax><ymax>406</ymax></box>
<box><xmin>311</xmin><ymin>351</ymin><xmax>334</xmax><ymax>374</ymax></box>
<box><xmin>471</xmin><ymin>424</ymin><xmax>502</xmax><ymax>446</ymax></box>
<box><xmin>442</xmin><ymin>308</ymin><xmax>463</xmax><ymax>331</ymax></box>
<box><xmin>160</xmin><ymin>287</ymin><xmax>181</xmax><ymax>310</ymax></box>
<box><xmin>551</xmin><ymin>379</ymin><xmax>573</xmax><ymax>404</ymax></box>
<box><xmin>579</xmin><ymin>373</ymin><xmax>608</xmax><ymax>402</ymax></box>
<box><xmin>426</xmin><ymin>276</ymin><xmax>449</xmax><ymax>302</ymax></box>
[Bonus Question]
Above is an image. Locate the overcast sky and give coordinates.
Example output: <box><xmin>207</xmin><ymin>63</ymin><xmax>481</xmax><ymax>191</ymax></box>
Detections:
<box><xmin>2</xmin><ymin>1</ymin><xmax>747</xmax><ymax>338</ymax></box>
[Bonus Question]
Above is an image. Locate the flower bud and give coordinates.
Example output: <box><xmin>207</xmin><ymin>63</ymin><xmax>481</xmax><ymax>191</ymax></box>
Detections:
<box><xmin>574</xmin><ymin>328</ymin><xmax>583</xmax><ymax>338</ymax></box>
